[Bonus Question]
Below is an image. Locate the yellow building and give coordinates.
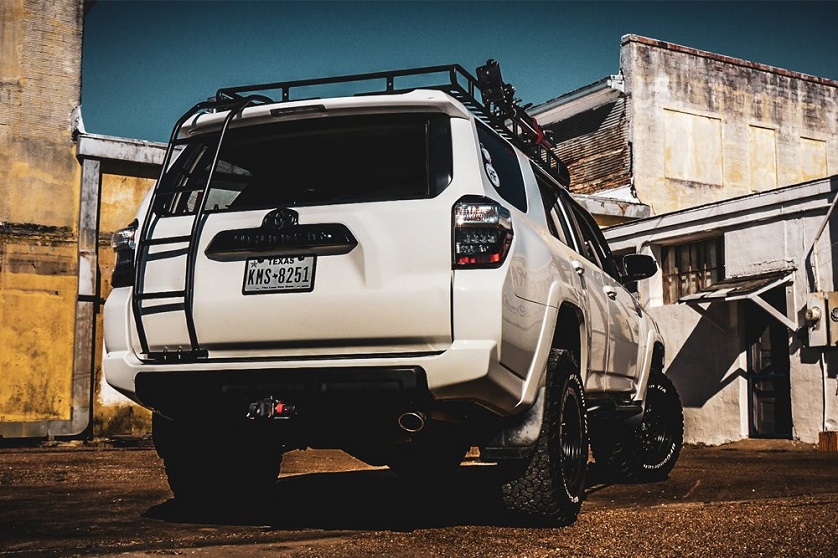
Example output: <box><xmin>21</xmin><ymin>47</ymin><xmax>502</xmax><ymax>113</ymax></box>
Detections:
<box><xmin>1</xmin><ymin>0</ymin><xmax>84</xmax><ymax>437</ymax></box>
<box><xmin>0</xmin><ymin>0</ymin><xmax>158</xmax><ymax>438</ymax></box>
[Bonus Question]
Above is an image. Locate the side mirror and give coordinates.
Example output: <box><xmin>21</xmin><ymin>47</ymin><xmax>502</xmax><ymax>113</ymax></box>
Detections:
<box><xmin>622</xmin><ymin>253</ymin><xmax>658</xmax><ymax>283</ymax></box>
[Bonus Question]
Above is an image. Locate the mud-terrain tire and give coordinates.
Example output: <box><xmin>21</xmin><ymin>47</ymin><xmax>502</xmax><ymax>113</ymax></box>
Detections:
<box><xmin>591</xmin><ymin>371</ymin><xmax>683</xmax><ymax>483</ymax></box>
<box><xmin>499</xmin><ymin>349</ymin><xmax>588</xmax><ymax>526</ymax></box>
<box><xmin>152</xmin><ymin>414</ymin><xmax>283</xmax><ymax>515</ymax></box>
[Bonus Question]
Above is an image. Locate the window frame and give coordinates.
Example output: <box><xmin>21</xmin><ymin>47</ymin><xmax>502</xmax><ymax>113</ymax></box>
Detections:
<box><xmin>564</xmin><ymin>195</ymin><xmax>622</xmax><ymax>281</ymax></box>
<box><xmin>533</xmin><ymin>163</ymin><xmax>576</xmax><ymax>250</ymax></box>
<box><xmin>660</xmin><ymin>237</ymin><xmax>724</xmax><ymax>304</ymax></box>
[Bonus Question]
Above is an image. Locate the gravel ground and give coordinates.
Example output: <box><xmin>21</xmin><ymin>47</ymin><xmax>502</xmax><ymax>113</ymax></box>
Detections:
<box><xmin>0</xmin><ymin>439</ymin><xmax>836</xmax><ymax>557</ymax></box>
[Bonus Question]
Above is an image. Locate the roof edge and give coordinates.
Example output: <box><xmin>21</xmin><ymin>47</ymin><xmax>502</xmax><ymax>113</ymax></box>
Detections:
<box><xmin>621</xmin><ymin>34</ymin><xmax>838</xmax><ymax>88</ymax></box>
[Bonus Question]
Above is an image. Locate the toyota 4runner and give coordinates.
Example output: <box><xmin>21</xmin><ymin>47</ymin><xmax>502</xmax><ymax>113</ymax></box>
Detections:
<box><xmin>103</xmin><ymin>61</ymin><xmax>684</xmax><ymax>525</ymax></box>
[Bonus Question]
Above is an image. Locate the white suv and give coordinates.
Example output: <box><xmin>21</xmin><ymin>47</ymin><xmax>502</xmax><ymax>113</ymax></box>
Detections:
<box><xmin>103</xmin><ymin>61</ymin><xmax>683</xmax><ymax>525</ymax></box>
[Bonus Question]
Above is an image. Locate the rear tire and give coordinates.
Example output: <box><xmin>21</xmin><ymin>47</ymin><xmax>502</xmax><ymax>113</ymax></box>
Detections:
<box><xmin>152</xmin><ymin>414</ymin><xmax>283</xmax><ymax>516</ymax></box>
<box><xmin>590</xmin><ymin>372</ymin><xmax>683</xmax><ymax>483</ymax></box>
<box><xmin>498</xmin><ymin>349</ymin><xmax>588</xmax><ymax>526</ymax></box>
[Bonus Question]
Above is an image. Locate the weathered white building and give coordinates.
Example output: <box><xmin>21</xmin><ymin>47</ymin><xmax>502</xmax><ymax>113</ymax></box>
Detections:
<box><xmin>533</xmin><ymin>35</ymin><xmax>838</xmax><ymax>225</ymax></box>
<box><xmin>605</xmin><ymin>176</ymin><xmax>838</xmax><ymax>445</ymax></box>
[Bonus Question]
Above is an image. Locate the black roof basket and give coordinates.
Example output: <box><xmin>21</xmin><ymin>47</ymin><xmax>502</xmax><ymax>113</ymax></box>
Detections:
<box><xmin>207</xmin><ymin>60</ymin><xmax>569</xmax><ymax>187</ymax></box>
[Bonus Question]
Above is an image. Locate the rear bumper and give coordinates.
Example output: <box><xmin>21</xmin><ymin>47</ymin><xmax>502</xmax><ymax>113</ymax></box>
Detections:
<box><xmin>134</xmin><ymin>366</ymin><xmax>429</xmax><ymax>419</ymax></box>
<box><xmin>104</xmin><ymin>336</ymin><xmax>525</xmax><ymax>418</ymax></box>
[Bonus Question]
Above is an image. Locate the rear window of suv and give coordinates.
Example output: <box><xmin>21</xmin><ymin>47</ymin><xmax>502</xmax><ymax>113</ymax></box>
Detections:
<box><xmin>476</xmin><ymin>123</ymin><xmax>527</xmax><ymax>212</ymax></box>
<box><xmin>154</xmin><ymin>112</ymin><xmax>452</xmax><ymax>215</ymax></box>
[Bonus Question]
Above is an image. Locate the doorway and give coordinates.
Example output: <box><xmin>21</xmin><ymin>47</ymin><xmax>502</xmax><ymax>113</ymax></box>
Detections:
<box><xmin>744</xmin><ymin>288</ymin><xmax>793</xmax><ymax>438</ymax></box>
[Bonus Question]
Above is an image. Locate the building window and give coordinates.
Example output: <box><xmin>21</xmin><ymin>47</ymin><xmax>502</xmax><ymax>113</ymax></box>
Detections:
<box><xmin>661</xmin><ymin>238</ymin><xmax>723</xmax><ymax>304</ymax></box>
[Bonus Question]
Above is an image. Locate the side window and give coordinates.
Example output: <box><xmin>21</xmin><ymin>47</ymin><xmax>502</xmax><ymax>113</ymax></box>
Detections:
<box><xmin>476</xmin><ymin>124</ymin><xmax>527</xmax><ymax>212</ymax></box>
<box><xmin>534</xmin><ymin>165</ymin><xmax>575</xmax><ymax>249</ymax></box>
<box><xmin>567</xmin><ymin>200</ymin><xmax>622</xmax><ymax>281</ymax></box>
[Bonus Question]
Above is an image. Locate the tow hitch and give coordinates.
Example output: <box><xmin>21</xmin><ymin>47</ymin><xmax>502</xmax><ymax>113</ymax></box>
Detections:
<box><xmin>247</xmin><ymin>398</ymin><xmax>297</xmax><ymax>420</ymax></box>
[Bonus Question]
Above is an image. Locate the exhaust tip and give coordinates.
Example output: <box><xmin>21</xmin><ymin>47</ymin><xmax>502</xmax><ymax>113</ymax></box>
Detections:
<box><xmin>398</xmin><ymin>411</ymin><xmax>426</xmax><ymax>433</ymax></box>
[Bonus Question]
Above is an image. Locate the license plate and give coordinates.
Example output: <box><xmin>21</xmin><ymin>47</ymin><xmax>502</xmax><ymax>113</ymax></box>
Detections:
<box><xmin>242</xmin><ymin>256</ymin><xmax>316</xmax><ymax>294</ymax></box>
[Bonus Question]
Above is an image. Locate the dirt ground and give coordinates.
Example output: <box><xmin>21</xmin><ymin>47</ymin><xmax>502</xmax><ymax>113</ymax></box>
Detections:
<box><xmin>1</xmin><ymin>438</ymin><xmax>836</xmax><ymax>557</ymax></box>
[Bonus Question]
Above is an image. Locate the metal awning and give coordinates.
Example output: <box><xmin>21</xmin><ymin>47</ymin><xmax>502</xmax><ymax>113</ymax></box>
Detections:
<box><xmin>680</xmin><ymin>270</ymin><xmax>796</xmax><ymax>330</ymax></box>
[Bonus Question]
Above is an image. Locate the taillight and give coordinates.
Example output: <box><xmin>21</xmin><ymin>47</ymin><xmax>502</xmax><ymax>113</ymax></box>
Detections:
<box><xmin>111</xmin><ymin>219</ymin><xmax>137</xmax><ymax>288</ymax></box>
<box><xmin>453</xmin><ymin>198</ymin><xmax>513</xmax><ymax>268</ymax></box>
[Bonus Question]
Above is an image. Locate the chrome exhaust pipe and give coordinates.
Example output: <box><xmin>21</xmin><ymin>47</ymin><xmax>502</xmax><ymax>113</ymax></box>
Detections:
<box><xmin>398</xmin><ymin>411</ymin><xmax>426</xmax><ymax>433</ymax></box>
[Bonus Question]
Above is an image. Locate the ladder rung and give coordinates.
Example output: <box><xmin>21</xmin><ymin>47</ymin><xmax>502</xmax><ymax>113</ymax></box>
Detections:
<box><xmin>140</xmin><ymin>302</ymin><xmax>186</xmax><ymax>316</ymax></box>
<box><xmin>137</xmin><ymin>290</ymin><xmax>186</xmax><ymax>300</ymax></box>
<box><xmin>144</xmin><ymin>235</ymin><xmax>192</xmax><ymax>246</ymax></box>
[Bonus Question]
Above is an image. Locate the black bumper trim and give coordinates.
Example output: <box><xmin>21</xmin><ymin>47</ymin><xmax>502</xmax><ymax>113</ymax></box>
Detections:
<box><xmin>135</xmin><ymin>366</ymin><xmax>429</xmax><ymax>417</ymax></box>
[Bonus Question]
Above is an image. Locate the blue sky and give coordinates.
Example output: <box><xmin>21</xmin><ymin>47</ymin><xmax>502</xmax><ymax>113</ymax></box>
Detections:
<box><xmin>81</xmin><ymin>0</ymin><xmax>838</xmax><ymax>142</ymax></box>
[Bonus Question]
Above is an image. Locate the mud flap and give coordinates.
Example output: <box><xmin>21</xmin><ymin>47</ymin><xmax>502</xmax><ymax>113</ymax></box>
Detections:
<box><xmin>479</xmin><ymin>386</ymin><xmax>545</xmax><ymax>460</ymax></box>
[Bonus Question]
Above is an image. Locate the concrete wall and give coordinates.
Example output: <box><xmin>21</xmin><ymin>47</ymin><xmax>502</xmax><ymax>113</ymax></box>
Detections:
<box><xmin>0</xmin><ymin>0</ymin><xmax>84</xmax><ymax>433</ymax></box>
<box><xmin>606</xmin><ymin>176</ymin><xmax>838</xmax><ymax>444</ymax></box>
<box><xmin>622</xmin><ymin>35</ymin><xmax>838</xmax><ymax>216</ymax></box>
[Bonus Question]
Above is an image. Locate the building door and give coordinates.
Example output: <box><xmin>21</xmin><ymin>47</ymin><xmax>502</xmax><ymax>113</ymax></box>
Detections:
<box><xmin>745</xmin><ymin>288</ymin><xmax>792</xmax><ymax>438</ymax></box>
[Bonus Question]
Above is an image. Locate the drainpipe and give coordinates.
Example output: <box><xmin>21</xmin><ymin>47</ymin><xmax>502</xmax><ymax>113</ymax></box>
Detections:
<box><xmin>809</xmin><ymin>188</ymin><xmax>838</xmax><ymax>434</ymax></box>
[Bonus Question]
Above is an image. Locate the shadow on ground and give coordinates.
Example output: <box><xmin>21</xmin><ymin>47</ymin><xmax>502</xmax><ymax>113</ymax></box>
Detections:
<box><xmin>143</xmin><ymin>461</ymin><xmax>630</xmax><ymax>530</ymax></box>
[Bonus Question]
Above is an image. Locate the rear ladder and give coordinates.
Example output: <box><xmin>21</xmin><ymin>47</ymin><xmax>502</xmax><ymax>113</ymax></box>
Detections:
<box><xmin>131</xmin><ymin>94</ymin><xmax>272</xmax><ymax>362</ymax></box>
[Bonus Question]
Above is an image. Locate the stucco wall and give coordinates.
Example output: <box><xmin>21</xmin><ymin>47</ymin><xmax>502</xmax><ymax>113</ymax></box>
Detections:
<box><xmin>0</xmin><ymin>0</ymin><xmax>83</xmax><ymax>427</ymax></box>
<box><xmin>648</xmin><ymin>301</ymin><xmax>744</xmax><ymax>445</ymax></box>
<box><xmin>622</xmin><ymin>35</ymin><xmax>838</xmax><ymax>216</ymax></box>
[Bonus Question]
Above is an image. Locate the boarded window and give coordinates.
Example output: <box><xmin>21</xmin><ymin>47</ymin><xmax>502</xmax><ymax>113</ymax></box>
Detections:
<box><xmin>749</xmin><ymin>126</ymin><xmax>777</xmax><ymax>191</ymax></box>
<box><xmin>663</xmin><ymin>109</ymin><xmax>723</xmax><ymax>185</ymax></box>
<box><xmin>661</xmin><ymin>238</ymin><xmax>723</xmax><ymax>304</ymax></box>
<box><xmin>800</xmin><ymin>137</ymin><xmax>827</xmax><ymax>182</ymax></box>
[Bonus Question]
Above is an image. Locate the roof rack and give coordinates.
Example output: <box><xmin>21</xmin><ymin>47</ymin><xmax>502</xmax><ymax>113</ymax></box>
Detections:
<box><xmin>210</xmin><ymin>60</ymin><xmax>569</xmax><ymax>187</ymax></box>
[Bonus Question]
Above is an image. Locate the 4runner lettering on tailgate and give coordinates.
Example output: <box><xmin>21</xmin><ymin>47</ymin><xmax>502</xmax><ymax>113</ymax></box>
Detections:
<box><xmin>103</xmin><ymin>60</ymin><xmax>684</xmax><ymax>525</ymax></box>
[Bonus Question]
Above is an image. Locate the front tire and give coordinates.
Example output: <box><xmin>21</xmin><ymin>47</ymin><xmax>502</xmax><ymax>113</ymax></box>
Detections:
<box><xmin>499</xmin><ymin>349</ymin><xmax>588</xmax><ymax>526</ymax></box>
<box><xmin>591</xmin><ymin>371</ymin><xmax>684</xmax><ymax>483</ymax></box>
